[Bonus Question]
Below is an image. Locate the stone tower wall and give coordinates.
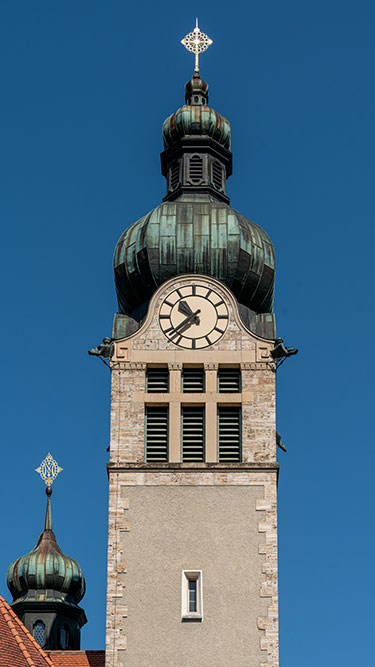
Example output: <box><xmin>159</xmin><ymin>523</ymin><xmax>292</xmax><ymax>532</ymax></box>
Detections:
<box><xmin>105</xmin><ymin>275</ymin><xmax>279</xmax><ymax>667</ymax></box>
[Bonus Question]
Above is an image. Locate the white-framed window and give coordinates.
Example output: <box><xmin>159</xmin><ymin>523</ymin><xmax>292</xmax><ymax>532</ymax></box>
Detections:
<box><xmin>181</xmin><ymin>570</ymin><xmax>203</xmax><ymax>621</ymax></box>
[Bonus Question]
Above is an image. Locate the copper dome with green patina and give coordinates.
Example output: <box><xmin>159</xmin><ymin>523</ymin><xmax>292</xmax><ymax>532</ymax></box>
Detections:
<box><xmin>162</xmin><ymin>73</ymin><xmax>231</xmax><ymax>150</ymax></box>
<box><xmin>114</xmin><ymin>195</ymin><xmax>275</xmax><ymax>317</ymax></box>
<box><xmin>6</xmin><ymin>489</ymin><xmax>85</xmax><ymax>606</ymax></box>
<box><xmin>162</xmin><ymin>105</ymin><xmax>231</xmax><ymax>151</ymax></box>
<box><xmin>113</xmin><ymin>71</ymin><xmax>275</xmax><ymax>337</ymax></box>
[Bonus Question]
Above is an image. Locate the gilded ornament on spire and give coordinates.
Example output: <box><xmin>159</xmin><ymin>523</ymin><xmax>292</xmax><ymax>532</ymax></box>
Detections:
<box><xmin>35</xmin><ymin>452</ymin><xmax>63</xmax><ymax>487</ymax></box>
<box><xmin>181</xmin><ymin>18</ymin><xmax>213</xmax><ymax>72</ymax></box>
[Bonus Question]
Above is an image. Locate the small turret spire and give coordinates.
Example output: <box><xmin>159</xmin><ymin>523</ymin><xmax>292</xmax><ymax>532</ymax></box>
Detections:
<box><xmin>44</xmin><ymin>486</ymin><xmax>53</xmax><ymax>531</ymax></box>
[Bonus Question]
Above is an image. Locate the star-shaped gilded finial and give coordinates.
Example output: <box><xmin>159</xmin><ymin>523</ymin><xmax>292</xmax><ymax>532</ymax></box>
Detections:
<box><xmin>181</xmin><ymin>18</ymin><xmax>213</xmax><ymax>73</ymax></box>
<box><xmin>35</xmin><ymin>452</ymin><xmax>63</xmax><ymax>487</ymax></box>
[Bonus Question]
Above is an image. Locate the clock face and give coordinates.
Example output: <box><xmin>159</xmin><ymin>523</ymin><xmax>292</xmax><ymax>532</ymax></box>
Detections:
<box><xmin>159</xmin><ymin>284</ymin><xmax>229</xmax><ymax>349</ymax></box>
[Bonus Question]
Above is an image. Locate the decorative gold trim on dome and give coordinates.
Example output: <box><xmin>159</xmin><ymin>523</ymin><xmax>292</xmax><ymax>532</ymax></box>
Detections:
<box><xmin>181</xmin><ymin>18</ymin><xmax>213</xmax><ymax>72</ymax></box>
<box><xmin>35</xmin><ymin>452</ymin><xmax>63</xmax><ymax>487</ymax></box>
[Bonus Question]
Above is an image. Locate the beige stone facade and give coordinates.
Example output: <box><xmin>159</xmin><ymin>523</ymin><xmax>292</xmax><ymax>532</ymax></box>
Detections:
<box><xmin>105</xmin><ymin>275</ymin><xmax>279</xmax><ymax>666</ymax></box>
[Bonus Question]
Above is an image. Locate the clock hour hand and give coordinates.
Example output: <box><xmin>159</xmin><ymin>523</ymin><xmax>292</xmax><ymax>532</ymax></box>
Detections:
<box><xmin>178</xmin><ymin>300</ymin><xmax>200</xmax><ymax>325</ymax></box>
<box><xmin>178</xmin><ymin>300</ymin><xmax>194</xmax><ymax>317</ymax></box>
<box><xmin>171</xmin><ymin>309</ymin><xmax>201</xmax><ymax>336</ymax></box>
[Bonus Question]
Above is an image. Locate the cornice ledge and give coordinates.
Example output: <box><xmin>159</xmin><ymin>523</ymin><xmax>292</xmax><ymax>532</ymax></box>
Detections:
<box><xmin>107</xmin><ymin>461</ymin><xmax>279</xmax><ymax>473</ymax></box>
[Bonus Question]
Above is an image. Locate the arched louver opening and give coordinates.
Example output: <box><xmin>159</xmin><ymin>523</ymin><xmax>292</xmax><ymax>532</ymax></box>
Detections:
<box><xmin>212</xmin><ymin>160</ymin><xmax>224</xmax><ymax>191</ymax></box>
<box><xmin>169</xmin><ymin>160</ymin><xmax>180</xmax><ymax>191</ymax></box>
<box><xmin>188</xmin><ymin>155</ymin><xmax>203</xmax><ymax>184</ymax></box>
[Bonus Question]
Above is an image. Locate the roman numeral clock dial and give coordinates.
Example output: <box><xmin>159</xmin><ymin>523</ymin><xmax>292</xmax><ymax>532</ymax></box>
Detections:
<box><xmin>159</xmin><ymin>285</ymin><xmax>229</xmax><ymax>349</ymax></box>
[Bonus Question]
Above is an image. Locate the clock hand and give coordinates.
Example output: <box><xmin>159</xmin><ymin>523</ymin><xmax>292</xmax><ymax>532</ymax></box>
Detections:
<box><xmin>171</xmin><ymin>309</ymin><xmax>201</xmax><ymax>336</ymax></box>
<box><xmin>178</xmin><ymin>300</ymin><xmax>194</xmax><ymax>317</ymax></box>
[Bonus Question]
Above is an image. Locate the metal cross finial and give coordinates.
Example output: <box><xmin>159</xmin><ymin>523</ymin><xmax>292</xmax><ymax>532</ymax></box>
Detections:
<box><xmin>181</xmin><ymin>18</ymin><xmax>213</xmax><ymax>72</ymax></box>
<box><xmin>35</xmin><ymin>452</ymin><xmax>63</xmax><ymax>487</ymax></box>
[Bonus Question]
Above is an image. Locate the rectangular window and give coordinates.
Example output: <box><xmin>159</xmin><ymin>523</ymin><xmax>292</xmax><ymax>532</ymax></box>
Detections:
<box><xmin>218</xmin><ymin>406</ymin><xmax>241</xmax><ymax>461</ymax></box>
<box><xmin>188</xmin><ymin>579</ymin><xmax>197</xmax><ymax>612</ymax></box>
<box><xmin>146</xmin><ymin>368</ymin><xmax>169</xmax><ymax>392</ymax></box>
<box><xmin>218</xmin><ymin>368</ymin><xmax>241</xmax><ymax>392</ymax></box>
<box><xmin>182</xmin><ymin>571</ymin><xmax>203</xmax><ymax>620</ymax></box>
<box><xmin>182</xmin><ymin>406</ymin><xmax>205</xmax><ymax>461</ymax></box>
<box><xmin>182</xmin><ymin>368</ymin><xmax>205</xmax><ymax>392</ymax></box>
<box><xmin>145</xmin><ymin>406</ymin><xmax>168</xmax><ymax>462</ymax></box>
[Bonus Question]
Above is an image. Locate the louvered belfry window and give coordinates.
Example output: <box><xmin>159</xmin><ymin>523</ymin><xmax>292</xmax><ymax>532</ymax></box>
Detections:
<box><xmin>218</xmin><ymin>407</ymin><xmax>241</xmax><ymax>461</ymax></box>
<box><xmin>218</xmin><ymin>368</ymin><xmax>241</xmax><ymax>393</ymax></box>
<box><xmin>182</xmin><ymin>368</ymin><xmax>205</xmax><ymax>392</ymax></box>
<box><xmin>145</xmin><ymin>406</ymin><xmax>168</xmax><ymax>462</ymax></box>
<box><xmin>170</xmin><ymin>160</ymin><xmax>180</xmax><ymax>190</ymax></box>
<box><xmin>188</xmin><ymin>155</ymin><xmax>203</xmax><ymax>184</ymax></box>
<box><xmin>212</xmin><ymin>160</ymin><xmax>224</xmax><ymax>191</ymax></box>
<box><xmin>182</xmin><ymin>406</ymin><xmax>205</xmax><ymax>461</ymax></box>
<box><xmin>146</xmin><ymin>368</ymin><xmax>169</xmax><ymax>392</ymax></box>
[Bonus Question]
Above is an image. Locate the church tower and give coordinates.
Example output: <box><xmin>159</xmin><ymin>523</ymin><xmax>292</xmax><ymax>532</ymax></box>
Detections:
<box><xmin>100</xmin><ymin>22</ymin><xmax>286</xmax><ymax>667</ymax></box>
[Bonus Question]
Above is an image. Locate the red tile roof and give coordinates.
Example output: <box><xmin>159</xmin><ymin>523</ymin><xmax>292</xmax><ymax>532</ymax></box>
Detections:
<box><xmin>45</xmin><ymin>652</ymin><xmax>105</xmax><ymax>667</ymax></box>
<box><xmin>0</xmin><ymin>595</ymin><xmax>55</xmax><ymax>667</ymax></box>
<box><xmin>0</xmin><ymin>596</ymin><xmax>105</xmax><ymax>667</ymax></box>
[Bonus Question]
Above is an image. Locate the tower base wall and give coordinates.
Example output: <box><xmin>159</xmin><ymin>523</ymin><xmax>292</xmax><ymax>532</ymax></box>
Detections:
<box><xmin>106</xmin><ymin>468</ymin><xmax>278</xmax><ymax>667</ymax></box>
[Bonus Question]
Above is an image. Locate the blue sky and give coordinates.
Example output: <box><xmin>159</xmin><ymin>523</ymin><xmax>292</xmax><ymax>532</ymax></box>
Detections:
<box><xmin>1</xmin><ymin>1</ymin><xmax>374</xmax><ymax>663</ymax></box>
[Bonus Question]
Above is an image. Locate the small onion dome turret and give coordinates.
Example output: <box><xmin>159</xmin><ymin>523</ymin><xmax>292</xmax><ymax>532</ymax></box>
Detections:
<box><xmin>6</xmin><ymin>487</ymin><xmax>85</xmax><ymax>606</ymax></box>
<box><xmin>162</xmin><ymin>73</ymin><xmax>231</xmax><ymax>151</ymax></box>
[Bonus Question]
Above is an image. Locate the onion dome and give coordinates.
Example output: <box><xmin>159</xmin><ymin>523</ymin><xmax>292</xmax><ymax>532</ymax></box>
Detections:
<box><xmin>7</xmin><ymin>487</ymin><xmax>85</xmax><ymax>606</ymax></box>
<box><xmin>114</xmin><ymin>197</ymin><xmax>275</xmax><ymax>318</ymax></box>
<box><xmin>113</xmin><ymin>70</ymin><xmax>275</xmax><ymax>339</ymax></box>
<box><xmin>162</xmin><ymin>73</ymin><xmax>231</xmax><ymax>151</ymax></box>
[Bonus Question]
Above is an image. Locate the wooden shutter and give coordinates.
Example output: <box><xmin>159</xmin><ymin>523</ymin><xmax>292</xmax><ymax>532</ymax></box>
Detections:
<box><xmin>218</xmin><ymin>407</ymin><xmax>241</xmax><ymax>461</ymax></box>
<box><xmin>145</xmin><ymin>406</ymin><xmax>168</xmax><ymax>461</ymax></box>
<box><xmin>146</xmin><ymin>368</ymin><xmax>169</xmax><ymax>392</ymax></box>
<box><xmin>182</xmin><ymin>368</ymin><xmax>205</xmax><ymax>392</ymax></box>
<box><xmin>218</xmin><ymin>368</ymin><xmax>241</xmax><ymax>392</ymax></box>
<box><xmin>182</xmin><ymin>406</ymin><xmax>205</xmax><ymax>461</ymax></box>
